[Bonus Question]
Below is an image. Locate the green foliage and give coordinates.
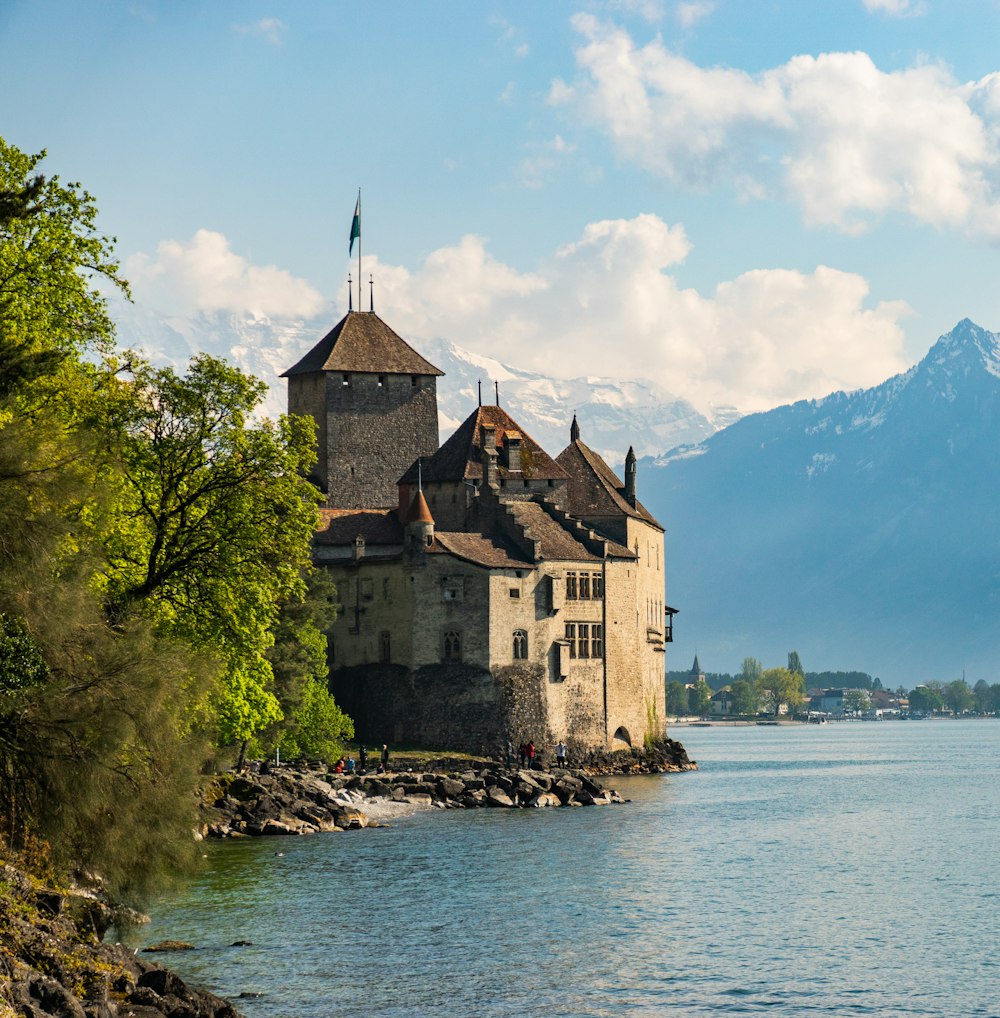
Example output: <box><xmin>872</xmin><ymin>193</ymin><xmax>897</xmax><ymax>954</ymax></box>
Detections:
<box><xmin>99</xmin><ymin>354</ymin><xmax>324</xmax><ymax>748</ymax></box>
<box><xmin>274</xmin><ymin>679</ymin><xmax>354</xmax><ymax>762</ymax></box>
<box><xmin>757</xmin><ymin>667</ymin><xmax>806</xmax><ymax>717</ymax></box>
<box><xmin>908</xmin><ymin>685</ymin><xmax>944</xmax><ymax>713</ymax></box>
<box><xmin>0</xmin><ymin>614</ymin><xmax>48</xmax><ymax>691</ymax></box>
<box><xmin>0</xmin><ymin>137</ymin><xmax>340</xmax><ymax>903</ymax></box>
<box><xmin>787</xmin><ymin>650</ymin><xmax>803</xmax><ymax>676</ymax></box>
<box><xmin>0</xmin><ymin>138</ymin><xmax>127</xmax><ymax>417</ymax></box>
<box><xmin>688</xmin><ymin>680</ymin><xmax>712</xmax><ymax>717</ymax></box>
<box><xmin>665</xmin><ymin>680</ymin><xmax>688</xmax><ymax>715</ymax></box>
<box><xmin>739</xmin><ymin>656</ymin><xmax>763</xmax><ymax>685</ymax></box>
<box><xmin>806</xmin><ymin>670</ymin><xmax>874</xmax><ymax>690</ymax></box>
<box><xmin>843</xmin><ymin>688</ymin><xmax>871</xmax><ymax>713</ymax></box>
<box><xmin>729</xmin><ymin>678</ymin><xmax>759</xmax><ymax>716</ymax></box>
<box><xmin>944</xmin><ymin>679</ymin><xmax>974</xmax><ymax>715</ymax></box>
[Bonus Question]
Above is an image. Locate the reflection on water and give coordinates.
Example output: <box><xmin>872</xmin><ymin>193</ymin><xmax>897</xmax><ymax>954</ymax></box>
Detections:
<box><xmin>137</xmin><ymin>721</ymin><xmax>1000</xmax><ymax>1017</ymax></box>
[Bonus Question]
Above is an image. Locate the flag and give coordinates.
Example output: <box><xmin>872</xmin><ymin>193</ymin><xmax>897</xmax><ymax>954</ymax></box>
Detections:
<box><xmin>349</xmin><ymin>195</ymin><xmax>360</xmax><ymax>255</ymax></box>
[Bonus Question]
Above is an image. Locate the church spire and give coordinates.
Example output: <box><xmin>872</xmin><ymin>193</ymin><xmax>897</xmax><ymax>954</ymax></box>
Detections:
<box><xmin>570</xmin><ymin>413</ymin><xmax>580</xmax><ymax>443</ymax></box>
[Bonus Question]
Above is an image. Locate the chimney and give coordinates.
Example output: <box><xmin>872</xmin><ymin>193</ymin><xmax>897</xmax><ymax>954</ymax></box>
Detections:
<box><xmin>624</xmin><ymin>446</ymin><xmax>637</xmax><ymax>506</ymax></box>
<box><xmin>352</xmin><ymin>535</ymin><xmax>366</xmax><ymax>562</ymax></box>
<box><xmin>504</xmin><ymin>432</ymin><xmax>522</xmax><ymax>473</ymax></box>
<box><xmin>480</xmin><ymin>420</ymin><xmax>499</xmax><ymax>490</ymax></box>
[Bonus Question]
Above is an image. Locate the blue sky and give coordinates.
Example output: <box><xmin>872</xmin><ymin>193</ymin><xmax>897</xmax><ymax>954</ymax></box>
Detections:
<box><xmin>5</xmin><ymin>0</ymin><xmax>1000</xmax><ymax>413</ymax></box>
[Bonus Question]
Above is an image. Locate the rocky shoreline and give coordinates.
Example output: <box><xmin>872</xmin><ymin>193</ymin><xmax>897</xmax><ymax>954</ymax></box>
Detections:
<box><xmin>2</xmin><ymin>739</ymin><xmax>694</xmax><ymax>1016</ymax></box>
<box><xmin>198</xmin><ymin>738</ymin><xmax>696</xmax><ymax>839</ymax></box>
<box><xmin>0</xmin><ymin>861</ymin><xmax>241</xmax><ymax>1018</ymax></box>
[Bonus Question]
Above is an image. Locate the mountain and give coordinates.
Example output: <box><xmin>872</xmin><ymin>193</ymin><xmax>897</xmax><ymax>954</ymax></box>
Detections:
<box><xmin>641</xmin><ymin>319</ymin><xmax>1000</xmax><ymax>687</ymax></box>
<box><xmin>111</xmin><ymin>303</ymin><xmax>736</xmax><ymax>465</ymax></box>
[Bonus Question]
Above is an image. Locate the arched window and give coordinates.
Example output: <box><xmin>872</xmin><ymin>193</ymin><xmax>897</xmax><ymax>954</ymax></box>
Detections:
<box><xmin>513</xmin><ymin>629</ymin><xmax>528</xmax><ymax>660</ymax></box>
<box><xmin>443</xmin><ymin>630</ymin><xmax>462</xmax><ymax>661</ymax></box>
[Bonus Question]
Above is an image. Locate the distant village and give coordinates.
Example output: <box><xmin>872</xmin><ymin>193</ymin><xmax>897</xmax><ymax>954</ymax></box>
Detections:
<box><xmin>666</xmin><ymin>655</ymin><xmax>1000</xmax><ymax>721</ymax></box>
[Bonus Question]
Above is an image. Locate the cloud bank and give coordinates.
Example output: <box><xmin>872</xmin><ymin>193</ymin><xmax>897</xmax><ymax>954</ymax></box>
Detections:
<box><xmin>127</xmin><ymin>219</ymin><xmax>911</xmax><ymax>414</ymax></box>
<box><xmin>126</xmin><ymin>229</ymin><xmax>325</xmax><ymax>319</ymax></box>
<box><xmin>552</xmin><ymin>16</ymin><xmax>1000</xmax><ymax>236</ymax></box>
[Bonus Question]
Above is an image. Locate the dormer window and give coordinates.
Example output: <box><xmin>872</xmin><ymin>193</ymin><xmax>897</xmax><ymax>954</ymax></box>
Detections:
<box><xmin>342</xmin><ymin>373</ymin><xmax>350</xmax><ymax>386</ymax></box>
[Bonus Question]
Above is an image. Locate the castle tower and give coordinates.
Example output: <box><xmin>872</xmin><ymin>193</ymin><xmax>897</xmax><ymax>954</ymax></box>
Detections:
<box><xmin>283</xmin><ymin>311</ymin><xmax>444</xmax><ymax>509</ymax></box>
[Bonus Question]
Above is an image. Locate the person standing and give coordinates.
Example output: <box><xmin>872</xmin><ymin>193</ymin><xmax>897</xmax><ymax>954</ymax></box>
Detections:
<box><xmin>555</xmin><ymin>740</ymin><xmax>567</xmax><ymax>769</ymax></box>
<box><xmin>359</xmin><ymin>745</ymin><xmax>368</xmax><ymax>772</ymax></box>
<box><xmin>527</xmin><ymin>740</ymin><xmax>535</xmax><ymax>770</ymax></box>
<box><xmin>380</xmin><ymin>743</ymin><xmax>390</xmax><ymax>772</ymax></box>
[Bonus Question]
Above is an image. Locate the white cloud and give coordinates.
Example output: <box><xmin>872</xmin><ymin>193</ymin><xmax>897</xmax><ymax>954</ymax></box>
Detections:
<box><xmin>554</xmin><ymin>16</ymin><xmax>1000</xmax><ymax>235</ymax></box>
<box><xmin>233</xmin><ymin>17</ymin><xmax>286</xmax><ymax>45</ymax></box>
<box><xmin>128</xmin><ymin>218</ymin><xmax>911</xmax><ymax>413</ymax></box>
<box><xmin>126</xmin><ymin>229</ymin><xmax>325</xmax><ymax>319</ymax></box>
<box><xmin>518</xmin><ymin>134</ymin><xmax>577</xmax><ymax>188</ymax></box>
<box><xmin>362</xmin><ymin>214</ymin><xmax>910</xmax><ymax>413</ymax></box>
<box><xmin>862</xmin><ymin>0</ymin><xmax>925</xmax><ymax>16</ymax></box>
<box><xmin>676</xmin><ymin>2</ymin><xmax>715</xmax><ymax>29</ymax></box>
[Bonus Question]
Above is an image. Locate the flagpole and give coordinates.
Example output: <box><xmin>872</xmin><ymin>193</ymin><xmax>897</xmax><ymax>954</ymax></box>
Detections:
<box><xmin>357</xmin><ymin>188</ymin><xmax>361</xmax><ymax>313</ymax></box>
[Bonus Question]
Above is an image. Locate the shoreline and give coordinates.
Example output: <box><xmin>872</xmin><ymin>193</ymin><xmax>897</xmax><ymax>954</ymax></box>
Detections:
<box><xmin>198</xmin><ymin>738</ymin><xmax>696</xmax><ymax>840</ymax></box>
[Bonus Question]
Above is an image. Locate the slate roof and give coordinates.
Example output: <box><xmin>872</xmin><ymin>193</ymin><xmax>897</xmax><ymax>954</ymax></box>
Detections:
<box><xmin>555</xmin><ymin>439</ymin><xmax>663</xmax><ymax>531</ymax></box>
<box><xmin>314</xmin><ymin>508</ymin><xmax>403</xmax><ymax>546</ymax></box>
<box><xmin>282</xmin><ymin>311</ymin><xmax>444</xmax><ymax>377</ymax></box>
<box><xmin>507</xmin><ymin>502</ymin><xmax>604</xmax><ymax>561</ymax></box>
<box><xmin>430</xmin><ymin>531</ymin><xmax>533</xmax><ymax>569</ymax></box>
<box><xmin>399</xmin><ymin>404</ymin><xmax>569</xmax><ymax>485</ymax></box>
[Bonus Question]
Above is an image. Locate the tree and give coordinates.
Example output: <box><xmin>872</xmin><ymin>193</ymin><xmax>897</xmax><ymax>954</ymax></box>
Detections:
<box><xmin>688</xmin><ymin>680</ymin><xmax>712</xmax><ymax>717</ymax></box>
<box><xmin>729</xmin><ymin>678</ymin><xmax>759</xmax><ymax>716</ymax></box>
<box><xmin>843</xmin><ymin>688</ymin><xmax>871</xmax><ymax>714</ymax></box>
<box><xmin>666</xmin><ymin>680</ymin><xmax>688</xmax><ymax>715</ymax></box>
<box><xmin>757</xmin><ymin>667</ymin><xmax>806</xmax><ymax>717</ymax></box>
<box><xmin>99</xmin><ymin>354</ymin><xmax>324</xmax><ymax>760</ymax></box>
<box><xmin>787</xmin><ymin>651</ymin><xmax>804</xmax><ymax>676</ymax></box>
<box><xmin>944</xmin><ymin>679</ymin><xmax>974</xmax><ymax>715</ymax></box>
<box><xmin>739</xmin><ymin>656</ymin><xmax>763</xmax><ymax>686</ymax></box>
<box><xmin>908</xmin><ymin>685</ymin><xmax>943</xmax><ymax>714</ymax></box>
<box><xmin>0</xmin><ymin>137</ymin><xmax>230</xmax><ymax>899</ymax></box>
<box><xmin>255</xmin><ymin>569</ymin><xmax>353</xmax><ymax>763</ymax></box>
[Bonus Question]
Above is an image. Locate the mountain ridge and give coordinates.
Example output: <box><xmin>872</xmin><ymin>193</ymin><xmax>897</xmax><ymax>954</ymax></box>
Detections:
<box><xmin>641</xmin><ymin>318</ymin><xmax>1000</xmax><ymax>687</ymax></box>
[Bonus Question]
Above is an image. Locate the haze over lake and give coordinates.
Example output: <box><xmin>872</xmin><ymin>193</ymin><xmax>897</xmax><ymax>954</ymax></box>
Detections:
<box><xmin>139</xmin><ymin>721</ymin><xmax>999</xmax><ymax>1016</ymax></box>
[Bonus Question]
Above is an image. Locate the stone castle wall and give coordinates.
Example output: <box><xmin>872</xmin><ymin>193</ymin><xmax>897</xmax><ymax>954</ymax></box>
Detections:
<box><xmin>289</xmin><ymin>371</ymin><xmax>439</xmax><ymax>508</ymax></box>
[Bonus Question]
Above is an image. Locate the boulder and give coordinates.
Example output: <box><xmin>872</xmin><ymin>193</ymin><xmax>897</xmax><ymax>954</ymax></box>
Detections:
<box><xmin>486</xmin><ymin>787</ymin><xmax>515</xmax><ymax>807</ymax></box>
<box><xmin>437</xmin><ymin>777</ymin><xmax>466</xmax><ymax>800</ymax></box>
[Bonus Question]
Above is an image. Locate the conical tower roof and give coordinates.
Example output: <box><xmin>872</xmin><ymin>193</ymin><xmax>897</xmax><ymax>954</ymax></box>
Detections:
<box><xmin>282</xmin><ymin>310</ymin><xmax>443</xmax><ymax>377</ymax></box>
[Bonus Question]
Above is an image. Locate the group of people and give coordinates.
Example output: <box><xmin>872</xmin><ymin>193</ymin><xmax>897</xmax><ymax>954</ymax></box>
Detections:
<box><xmin>332</xmin><ymin>743</ymin><xmax>392</xmax><ymax>775</ymax></box>
<box><xmin>509</xmin><ymin>739</ymin><xmax>569</xmax><ymax>771</ymax></box>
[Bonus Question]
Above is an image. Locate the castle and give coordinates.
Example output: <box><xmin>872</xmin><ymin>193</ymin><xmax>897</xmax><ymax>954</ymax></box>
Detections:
<box><xmin>283</xmin><ymin>309</ymin><xmax>673</xmax><ymax>757</ymax></box>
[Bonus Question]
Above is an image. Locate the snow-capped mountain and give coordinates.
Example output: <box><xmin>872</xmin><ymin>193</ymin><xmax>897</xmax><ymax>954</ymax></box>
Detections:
<box><xmin>111</xmin><ymin>302</ymin><xmax>736</xmax><ymax>465</ymax></box>
<box><xmin>642</xmin><ymin>319</ymin><xmax>1000</xmax><ymax>687</ymax></box>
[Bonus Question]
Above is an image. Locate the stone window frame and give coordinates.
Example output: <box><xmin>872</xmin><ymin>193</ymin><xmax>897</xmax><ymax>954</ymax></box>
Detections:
<box><xmin>564</xmin><ymin>621</ymin><xmax>603</xmax><ymax>661</ymax></box>
<box><xmin>443</xmin><ymin>630</ymin><xmax>462</xmax><ymax>661</ymax></box>
<box><xmin>513</xmin><ymin>629</ymin><xmax>528</xmax><ymax>660</ymax></box>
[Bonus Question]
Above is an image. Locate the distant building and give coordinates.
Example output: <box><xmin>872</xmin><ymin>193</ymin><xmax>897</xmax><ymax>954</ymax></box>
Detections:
<box><xmin>285</xmin><ymin>310</ymin><xmax>673</xmax><ymax>756</ymax></box>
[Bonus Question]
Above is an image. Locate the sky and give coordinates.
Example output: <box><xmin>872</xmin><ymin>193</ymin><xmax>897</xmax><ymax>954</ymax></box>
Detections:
<box><xmin>5</xmin><ymin>0</ymin><xmax>1000</xmax><ymax>415</ymax></box>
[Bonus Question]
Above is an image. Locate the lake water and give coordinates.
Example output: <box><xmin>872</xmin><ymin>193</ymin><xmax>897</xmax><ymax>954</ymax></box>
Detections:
<box><xmin>137</xmin><ymin>721</ymin><xmax>999</xmax><ymax>1017</ymax></box>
